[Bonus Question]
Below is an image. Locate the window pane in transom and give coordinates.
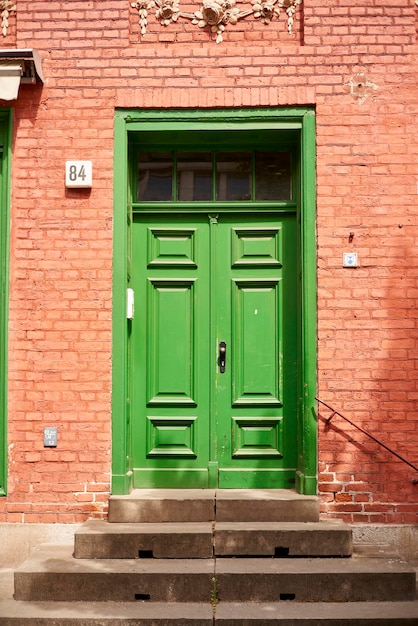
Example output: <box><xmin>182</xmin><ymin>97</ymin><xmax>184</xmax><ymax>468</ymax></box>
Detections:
<box><xmin>177</xmin><ymin>152</ymin><xmax>213</xmax><ymax>201</ymax></box>
<box><xmin>255</xmin><ymin>152</ymin><xmax>292</xmax><ymax>201</ymax></box>
<box><xmin>137</xmin><ymin>152</ymin><xmax>173</xmax><ymax>201</ymax></box>
<box><xmin>216</xmin><ymin>152</ymin><xmax>251</xmax><ymax>201</ymax></box>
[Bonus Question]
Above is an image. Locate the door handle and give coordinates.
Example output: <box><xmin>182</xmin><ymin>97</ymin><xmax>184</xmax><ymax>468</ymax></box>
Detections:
<box><xmin>219</xmin><ymin>341</ymin><xmax>226</xmax><ymax>373</ymax></box>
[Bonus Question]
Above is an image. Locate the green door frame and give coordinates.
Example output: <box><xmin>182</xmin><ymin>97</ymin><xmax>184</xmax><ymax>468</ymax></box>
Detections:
<box><xmin>0</xmin><ymin>109</ymin><xmax>12</xmax><ymax>496</ymax></box>
<box><xmin>112</xmin><ymin>107</ymin><xmax>317</xmax><ymax>495</ymax></box>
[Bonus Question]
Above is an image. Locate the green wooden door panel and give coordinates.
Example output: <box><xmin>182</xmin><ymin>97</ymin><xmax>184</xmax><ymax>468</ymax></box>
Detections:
<box><xmin>132</xmin><ymin>214</ymin><xmax>210</xmax><ymax>488</ymax></box>
<box><xmin>147</xmin><ymin>279</ymin><xmax>197</xmax><ymax>405</ymax></box>
<box><xmin>132</xmin><ymin>211</ymin><xmax>297</xmax><ymax>489</ymax></box>
<box><xmin>231</xmin><ymin>417</ymin><xmax>283</xmax><ymax>457</ymax></box>
<box><xmin>231</xmin><ymin>279</ymin><xmax>281</xmax><ymax>405</ymax></box>
<box><xmin>231</xmin><ymin>227</ymin><xmax>282</xmax><ymax>267</ymax></box>
<box><xmin>147</xmin><ymin>228</ymin><xmax>198</xmax><ymax>267</ymax></box>
<box><xmin>215</xmin><ymin>214</ymin><xmax>297</xmax><ymax>488</ymax></box>
<box><xmin>146</xmin><ymin>416</ymin><xmax>198</xmax><ymax>457</ymax></box>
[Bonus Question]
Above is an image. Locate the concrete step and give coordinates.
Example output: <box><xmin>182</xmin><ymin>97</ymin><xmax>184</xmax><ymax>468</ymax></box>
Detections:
<box><xmin>1</xmin><ymin>600</ymin><xmax>418</xmax><ymax>625</ymax></box>
<box><xmin>0</xmin><ymin>600</ymin><xmax>418</xmax><ymax>626</ymax></box>
<box><xmin>215</xmin><ymin>489</ymin><xmax>319</xmax><ymax>522</ymax></box>
<box><xmin>108</xmin><ymin>489</ymin><xmax>319</xmax><ymax>523</ymax></box>
<box><xmin>74</xmin><ymin>520</ymin><xmax>214</xmax><ymax>559</ymax></box>
<box><xmin>0</xmin><ymin>600</ymin><xmax>214</xmax><ymax>625</ymax></box>
<box><xmin>14</xmin><ymin>545</ymin><xmax>416</xmax><ymax>603</ymax></box>
<box><xmin>215</xmin><ymin>557</ymin><xmax>416</xmax><ymax>602</ymax></box>
<box><xmin>74</xmin><ymin>520</ymin><xmax>351</xmax><ymax>559</ymax></box>
<box><xmin>215</xmin><ymin>601</ymin><xmax>418</xmax><ymax>624</ymax></box>
<box><xmin>215</xmin><ymin>520</ymin><xmax>352</xmax><ymax>557</ymax></box>
<box><xmin>14</xmin><ymin>546</ymin><xmax>213</xmax><ymax>602</ymax></box>
<box><xmin>108</xmin><ymin>489</ymin><xmax>216</xmax><ymax>523</ymax></box>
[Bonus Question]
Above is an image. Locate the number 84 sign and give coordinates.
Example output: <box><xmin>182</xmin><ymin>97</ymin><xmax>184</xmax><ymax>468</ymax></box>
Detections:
<box><xmin>65</xmin><ymin>161</ymin><xmax>93</xmax><ymax>188</ymax></box>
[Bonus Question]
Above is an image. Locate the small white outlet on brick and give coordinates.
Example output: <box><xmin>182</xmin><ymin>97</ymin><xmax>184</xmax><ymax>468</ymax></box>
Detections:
<box><xmin>343</xmin><ymin>252</ymin><xmax>358</xmax><ymax>267</ymax></box>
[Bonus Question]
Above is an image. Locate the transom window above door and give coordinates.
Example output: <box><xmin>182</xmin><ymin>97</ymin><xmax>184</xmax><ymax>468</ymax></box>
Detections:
<box><xmin>136</xmin><ymin>150</ymin><xmax>293</xmax><ymax>203</ymax></box>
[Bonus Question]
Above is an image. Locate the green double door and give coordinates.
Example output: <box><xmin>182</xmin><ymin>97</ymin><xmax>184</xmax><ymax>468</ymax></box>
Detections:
<box><xmin>131</xmin><ymin>210</ymin><xmax>298</xmax><ymax>488</ymax></box>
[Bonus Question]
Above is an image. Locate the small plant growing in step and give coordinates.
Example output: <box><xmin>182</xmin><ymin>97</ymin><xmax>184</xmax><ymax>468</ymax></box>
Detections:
<box><xmin>211</xmin><ymin>576</ymin><xmax>218</xmax><ymax>614</ymax></box>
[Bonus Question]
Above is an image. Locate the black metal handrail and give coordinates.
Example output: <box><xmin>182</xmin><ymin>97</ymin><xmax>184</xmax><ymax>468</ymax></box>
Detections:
<box><xmin>316</xmin><ymin>397</ymin><xmax>418</xmax><ymax>478</ymax></box>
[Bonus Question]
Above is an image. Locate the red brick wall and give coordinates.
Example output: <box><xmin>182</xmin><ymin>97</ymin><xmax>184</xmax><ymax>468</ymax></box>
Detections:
<box><xmin>0</xmin><ymin>0</ymin><xmax>417</xmax><ymax>522</ymax></box>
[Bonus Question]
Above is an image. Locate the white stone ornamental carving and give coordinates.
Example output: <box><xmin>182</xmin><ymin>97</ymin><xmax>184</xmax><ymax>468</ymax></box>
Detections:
<box><xmin>0</xmin><ymin>1</ymin><xmax>16</xmax><ymax>36</ymax></box>
<box><xmin>131</xmin><ymin>0</ymin><xmax>301</xmax><ymax>43</ymax></box>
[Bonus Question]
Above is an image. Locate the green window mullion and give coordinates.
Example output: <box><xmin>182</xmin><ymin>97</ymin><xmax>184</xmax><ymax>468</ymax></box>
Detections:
<box><xmin>212</xmin><ymin>151</ymin><xmax>216</xmax><ymax>202</ymax></box>
<box><xmin>292</xmin><ymin>146</ymin><xmax>299</xmax><ymax>205</ymax></box>
<box><xmin>129</xmin><ymin>145</ymin><xmax>137</xmax><ymax>204</ymax></box>
<box><xmin>173</xmin><ymin>151</ymin><xmax>178</xmax><ymax>202</ymax></box>
<box><xmin>251</xmin><ymin>152</ymin><xmax>256</xmax><ymax>202</ymax></box>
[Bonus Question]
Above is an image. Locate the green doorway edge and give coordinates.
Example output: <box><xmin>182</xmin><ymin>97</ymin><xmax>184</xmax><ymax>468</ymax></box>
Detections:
<box><xmin>111</xmin><ymin>107</ymin><xmax>317</xmax><ymax>496</ymax></box>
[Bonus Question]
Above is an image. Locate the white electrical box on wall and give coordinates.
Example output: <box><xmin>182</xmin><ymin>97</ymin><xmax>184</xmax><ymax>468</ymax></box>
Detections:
<box><xmin>44</xmin><ymin>427</ymin><xmax>57</xmax><ymax>447</ymax></box>
<box><xmin>343</xmin><ymin>252</ymin><xmax>358</xmax><ymax>268</ymax></box>
<box><xmin>65</xmin><ymin>160</ymin><xmax>93</xmax><ymax>188</ymax></box>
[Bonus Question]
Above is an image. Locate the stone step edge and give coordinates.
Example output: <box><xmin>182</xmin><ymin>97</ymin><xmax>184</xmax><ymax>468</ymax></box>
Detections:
<box><xmin>108</xmin><ymin>489</ymin><xmax>320</xmax><ymax>523</ymax></box>
<box><xmin>77</xmin><ymin>519</ymin><xmax>349</xmax><ymax>533</ymax></box>
<box><xmin>110</xmin><ymin>488</ymin><xmax>319</xmax><ymax>500</ymax></box>
<box><xmin>0</xmin><ymin>600</ymin><xmax>214</xmax><ymax>622</ymax></box>
<box><xmin>74</xmin><ymin>519</ymin><xmax>353</xmax><ymax>559</ymax></box>
<box><xmin>1</xmin><ymin>600</ymin><xmax>418</xmax><ymax>622</ymax></box>
<box><xmin>76</xmin><ymin>522</ymin><xmax>402</xmax><ymax>561</ymax></box>
<box><xmin>16</xmin><ymin>544</ymin><xmax>416</xmax><ymax>575</ymax></box>
<box><xmin>14</xmin><ymin>546</ymin><xmax>416</xmax><ymax>603</ymax></box>
<box><xmin>214</xmin><ymin>601</ymin><xmax>418</xmax><ymax>622</ymax></box>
